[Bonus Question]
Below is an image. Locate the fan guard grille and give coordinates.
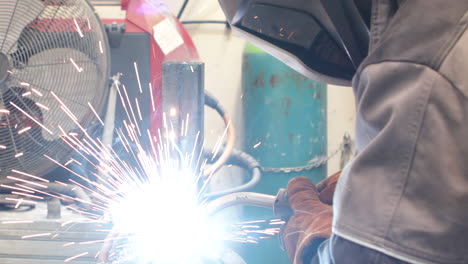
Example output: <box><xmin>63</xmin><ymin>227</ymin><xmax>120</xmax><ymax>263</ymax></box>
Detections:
<box><xmin>0</xmin><ymin>0</ymin><xmax>110</xmax><ymax>178</ymax></box>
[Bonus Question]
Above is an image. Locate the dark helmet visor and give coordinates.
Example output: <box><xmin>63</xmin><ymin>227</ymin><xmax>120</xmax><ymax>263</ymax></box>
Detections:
<box><xmin>219</xmin><ymin>0</ymin><xmax>364</xmax><ymax>86</ymax></box>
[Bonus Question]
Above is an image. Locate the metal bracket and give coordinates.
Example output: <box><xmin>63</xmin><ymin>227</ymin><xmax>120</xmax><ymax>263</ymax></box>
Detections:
<box><xmin>340</xmin><ymin>133</ymin><xmax>354</xmax><ymax>169</ymax></box>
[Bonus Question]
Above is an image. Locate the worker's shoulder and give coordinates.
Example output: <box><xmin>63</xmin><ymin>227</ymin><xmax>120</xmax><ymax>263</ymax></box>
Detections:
<box><xmin>362</xmin><ymin>1</ymin><xmax>468</xmax><ymax>73</ymax></box>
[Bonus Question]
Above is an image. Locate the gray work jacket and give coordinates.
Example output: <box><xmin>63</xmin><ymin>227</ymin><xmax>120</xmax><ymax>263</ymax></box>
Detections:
<box><xmin>333</xmin><ymin>1</ymin><xmax>468</xmax><ymax>264</ymax></box>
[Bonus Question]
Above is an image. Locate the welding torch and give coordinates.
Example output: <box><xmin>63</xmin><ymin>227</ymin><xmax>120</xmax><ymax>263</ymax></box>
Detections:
<box><xmin>206</xmin><ymin>189</ymin><xmax>293</xmax><ymax>220</ymax></box>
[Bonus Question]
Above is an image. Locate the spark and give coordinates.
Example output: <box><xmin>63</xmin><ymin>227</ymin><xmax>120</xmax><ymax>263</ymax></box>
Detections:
<box><xmin>86</xmin><ymin>18</ymin><xmax>92</xmax><ymax>30</ymax></box>
<box><xmin>184</xmin><ymin>113</ymin><xmax>190</xmax><ymax>137</ymax></box>
<box><xmin>212</xmin><ymin>120</ymin><xmax>231</xmax><ymax>159</ymax></box>
<box><xmin>79</xmin><ymin>239</ymin><xmax>104</xmax><ymax>245</ymax></box>
<box><xmin>20</xmin><ymin>82</ymin><xmax>30</xmax><ymax>86</ymax></box>
<box><xmin>22</xmin><ymin>233</ymin><xmax>51</xmax><ymax>239</ymax></box>
<box><xmin>74</xmin><ymin>18</ymin><xmax>84</xmax><ymax>38</ymax></box>
<box><xmin>17</xmin><ymin>184</ymin><xmax>62</xmax><ymax>200</ymax></box>
<box><xmin>6</xmin><ymin>176</ymin><xmax>48</xmax><ymax>188</ymax></box>
<box><xmin>121</xmin><ymin>84</ymin><xmax>141</xmax><ymax>136</ymax></box>
<box><xmin>88</xmin><ymin>102</ymin><xmax>104</xmax><ymax>126</ymax></box>
<box><xmin>55</xmin><ymin>180</ymin><xmax>69</xmax><ymax>186</ymax></box>
<box><xmin>239</xmin><ymin>220</ymin><xmax>266</xmax><ymax>225</ymax></box>
<box><xmin>11</xmin><ymin>191</ymin><xmax>43</xmax><ymax>200</ymax></box>
<box><xmin>52</xmin><ymin>93</ymin><xmax>78</xmax><ymax>121</ymax></box>
<box><xmin>14</xmin><ymin>152</ymin><xmax>23</xmax><ymax>158</ymax></box>
<box><xmin>12</xmin><ymin>169</ymin><xmax>49</xmax><ymax>182</ymax></box>
<box><xmin>9</xmin><ymin>101</ymin><xmax>53</xmax><ymax>134</ymax></box>
<box><xmin>253</xmin><ymin>141</ymin><xmax>262</xmax><ymax>148</ymax></box>
<box><xmin>0</xmin><ymin>184</ymin><xmax>35</xmax><ymax>193</ymax></box>
<box><xmin>149</xmin><ymin>83</ymin><xmax>156</xmax><ymax>112</ymax></box>
<box><xmin>0</xmin><ymin>109</ymin><xmax>9</xmax><ymax>114</ymax></box>
<box><xmin>134</xmin><ymin>62</ymin><xmax>143</xmax><ymax>93</ymax></box>
<box><xmin>61</xmin><ymin>220</ymin><xmax>77</xmax><ymax>227</ymax></box>
<box><xmin>2</xmin><ymin>220</ymin><xmax>34</xmax><ymax>224</ymax></box>
<box><xmin>15</xmin><ymin>198</ymin><xmax>23</xmax><ymax>208</ymax></box>
<box><xmin>64</xmin><ymin>252</ymin><xmax>88</xmax><ymax>262</ymax></box>
<box><xmin>21</xmin><ymin>91</ymin><xmax>31</xmax><ymax>97</ymax></box>
<box><xmin>0</xmin><ymin>145</ymin><xmax>6</xmax><ymax>149</ymax></box>
<box><xmin>135</xmin><ymin>98</ymin><xmax>143</xmax><ymax>121</ymax></box>
<box><xmin>69</xmin><ymin>58</ymin><xmax>83</xmax><ymax>72</ymax></box>
<box><xmin>36</xmin><ymin>102</ymin><xmax>49</xmax><ymax>110</ymax></box>
<box><xmin>5</xmin><ymin>197</ymin><xmax>36</xmax><ymax>207</ymax></box>
<box><xmin>99</xmin><ymin>41</ymin><xmax>104</xmax><ymax>54</ymax></box>
<box><xmin>17</xmin><ymin>126</ymin><xmax>31</xmax><ymax>134</ymax></box>
<box><xmin>31</xmin><ymin>88</ymin><xmax>43</xmax><ymax>96</ymax></box>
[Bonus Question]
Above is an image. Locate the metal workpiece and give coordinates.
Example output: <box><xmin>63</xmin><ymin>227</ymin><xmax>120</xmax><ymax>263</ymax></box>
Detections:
<box><xmin>0</xmin><ymin>202</ymin><xmax>109</xmax><ymax>264</ymax></box>
<box><xmin>162</xmin><ymin>62</ymin><xmax>205</xmax><ymax>158</ymax></box>
<box><xmin>46</xmin><ymin>198</ymin><xmax>61</xmax><ymax>219</ymax></box>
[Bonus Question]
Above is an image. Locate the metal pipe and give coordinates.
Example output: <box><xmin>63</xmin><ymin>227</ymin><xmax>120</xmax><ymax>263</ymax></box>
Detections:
<box><xmin>162</xmin><ymin>62</ymin><xmax>204</xmax><ymax>160</ymax></box>
<box><xmin>99</xmin><ymin>75</ymin><xmax>119</xmax><ymax>184</ymax></box>
<box><xmin>102</xmin><ymin>76</ymin><xmax>119</xmax><ymax>147</ymax></box>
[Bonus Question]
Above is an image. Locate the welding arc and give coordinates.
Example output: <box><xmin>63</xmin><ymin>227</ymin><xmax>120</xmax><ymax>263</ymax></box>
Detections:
<box><xmin>203</xmin><ymin>92</ymin><xmax>236</xmax><ymax>178</ymax></box>
<box><xmin>202</xmin><ymin>148</ymin><xmax>261</xmax><ymax>199</ymax></box>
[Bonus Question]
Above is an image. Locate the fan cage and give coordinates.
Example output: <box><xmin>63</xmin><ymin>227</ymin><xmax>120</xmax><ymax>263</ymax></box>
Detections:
<box><xmin>0</xmin><ymin>0</ymin><xmax>110</xmax><ymax>179</ymax></box>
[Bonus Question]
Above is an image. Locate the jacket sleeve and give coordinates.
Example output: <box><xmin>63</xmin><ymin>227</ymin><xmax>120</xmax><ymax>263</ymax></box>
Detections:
<box><xmin>333</xmin><ymin>41</ymin><xmax>468</xmax><ymax>262</ymax></box>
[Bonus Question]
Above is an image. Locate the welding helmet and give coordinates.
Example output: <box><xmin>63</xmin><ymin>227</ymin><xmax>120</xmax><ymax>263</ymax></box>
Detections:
<box><xmin>218</xmin><ymin>0</ymin><xmax>370</xmax><ymax>86</ymax></box>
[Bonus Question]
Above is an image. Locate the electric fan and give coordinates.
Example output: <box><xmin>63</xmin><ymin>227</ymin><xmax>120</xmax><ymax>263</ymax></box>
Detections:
<box><xmin>0</xmin><ymin>0</ymin><xmax>110</xmax><ymax>179</ymax></box>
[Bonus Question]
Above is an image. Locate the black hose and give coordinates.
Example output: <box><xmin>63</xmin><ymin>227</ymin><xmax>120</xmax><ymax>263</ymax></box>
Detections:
<box><xmin>177</xmin><ymin>0</ymin><xmax>190</xmax><ymax>19</ymax></box>
<box><xmin>204</xmin><ymin>90</ymin><xmax>226</xmax><ymax>117</ymax></box>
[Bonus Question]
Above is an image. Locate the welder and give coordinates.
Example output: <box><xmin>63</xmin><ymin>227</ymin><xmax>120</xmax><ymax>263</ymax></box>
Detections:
<box><xmin>218</xmin><ymin>1</ymin><xmax>468</xmax><ymax>264</ymax></box>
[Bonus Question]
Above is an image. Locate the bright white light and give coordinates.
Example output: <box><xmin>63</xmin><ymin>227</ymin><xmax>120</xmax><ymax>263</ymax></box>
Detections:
<box><xmin>168</xmin><ymin>131</ymin><xmax>177</xmax><ymax>142</ymax></box>
<box><xmin>169</xmin><ymin>107</ymin><xmax>177</xmax><ymax>117</ymax></box>
<box><xmin>109</xmin><ymin>167</ymin><xmax>225</xmax><ymax>263</ymax></box>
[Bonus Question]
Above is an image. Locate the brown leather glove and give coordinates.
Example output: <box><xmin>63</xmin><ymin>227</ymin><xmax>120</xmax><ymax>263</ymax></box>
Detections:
<box><xmin>317</xmin><ymin>171</ymin><xmax>341</xmax><ymax>205</ymax></box>
<box><xmin>281</xmin><ymin>176</ymin><xmax>333</xmax><ymax>264</ymax></box>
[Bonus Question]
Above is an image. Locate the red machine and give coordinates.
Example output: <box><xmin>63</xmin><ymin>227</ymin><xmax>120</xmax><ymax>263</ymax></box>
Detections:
<box><xmin>101</xmin><ymin>0</ymin><xmax>199</xmax><ymax>141</ymax></box>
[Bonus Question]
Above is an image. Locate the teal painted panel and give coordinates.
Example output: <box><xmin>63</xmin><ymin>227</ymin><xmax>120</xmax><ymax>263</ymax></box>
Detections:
<box><xmin>238</xmin><ymin>44</ymin><xmax>327</xmax><ymax>264</ymax></box>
